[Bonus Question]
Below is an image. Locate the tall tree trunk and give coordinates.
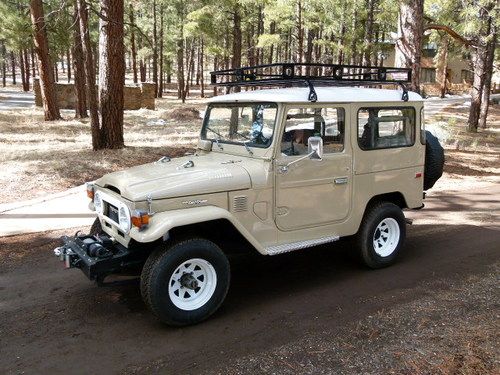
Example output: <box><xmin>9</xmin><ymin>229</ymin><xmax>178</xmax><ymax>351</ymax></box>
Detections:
<box><xmin>139</xmin><ymin>59</ymin><xmax>146</xmax><ymax>82</ymax></box>
<box><xmin>268</xmin><ymin>21</ymin><xmax>276</xmax><ymax>64</ymax></box>
<box><xmin>213</xmin><ymin>57</ymin><xmax>217</xmax><ymax>96</ymax></box>
<box><xmin>66</xmin><ymin>49</ymin><xmax>71</xmax><ymax>82</ymax></box>
<box><xmin>30</xmin><ymin>48</ymin><xmax>36</xmax><ymax>77</ymax></box>
<box><xmin>200</xmin><ymin>38</ymin><xmax>204</xmax><ymax>98</ymax></box>
<box><xmin>256</xmin><ymin>6</ymin><xmax>264</xmax><ymax>65</ymax></box>
<box><xmin>23</xmin><ymin>49</ymin><xmax>30</xmax><ymax>90</ymax></box>
<box><xmin>1</xmin><ymin>42</ymin><xmax>6</xmax><ymax>87</ymax></box>
<box><xmin>128</xmin><ymin>3</ymin><xmax>137</xmax><ymax>84</ymax></box>
<box><xmin>77</xmin><ymin>0</ymin><xmax>100</xmax><ymax>148</ymax></box>
<box><xmin>54</xmin><ymin>63</ymin><xmax>59</xmax><ymax>82</ymax></box>
<box><xmin>19</xmin><ymin>50</ymin><xmax>27</xmax><ymax>91</ymax></box>
<box><xmin>232</xmin><ymin>7</ymin><xmax>242</xmax><ymax>92</ymax></box>
<box><xmin>73</xmin><ymin>1</ymin><xmax>87</xmax><ymax>118</ymax></box>
<box><xmin>468</xmin><ymin>46</ymin><xmax>486</xmax><ymax>132</ymax></box>
<box><xmin>30</xmin><ymin>0</ymin><xmax>61</xmax><ymax>120</ymax></box>
<box><xmin>350</xmin><ymin>10</ymin><xmax>359</xmax><ymax>66</ymax></box>
<box><xmin>479</xmin><ymin>29</ymin><xmax>496</xmax><ymax>129</ymax></box>
<box><xmin>394</xmin><ymin>0</ymin><xmax>424</xmax><ymax>93</ymax></box>
<box><xmin>157</xmin><ymin>5</ymin><xmax>164</xmax><ymax>97</ymax></box>
<box><xmin>176</xmin><ymin>3</ymin><xmax>185</xmax><ymax>102</ymax></box>
<box><xmin>184</xmin><ymin>40</ymin><xmax>195</xmax><ymax>98</ymax></box>
<box><xmin>296</xmin><ymin>0</ymin><xmax>303</xmax><ymax>64</ymax></box>
<box><xmin>338</xmin><ymin>16</ymin><xmax>346</xmax><ymax>64</ymax></box>
<box><xmin>99</xmin><ymin>0</ymin><xmax>125</xmax><ymax>149</ymax></box>
<box><xmin>435</xmin><ymin>34</ymin><xmax>449</xmax><ymax>99</ymax></box>
<box><xmin>152</xmin><ymin>0</ymin><xmax>158</xmax><ymax>97</ymax></box>
<box><xmin>10</xmin><ymin>52</ymin><xmax>16</xmax><ymax>85</ymax></box>
<box><xmin>362</xmin><ymin>0</ymin><xmax>376</xmax><ymax>66</ymax></box>
<box><xmin>467</xmin><ymin>5</ymin><xmax>494</xmax><ymax>132</ymax></box>
<box><xmin>166</xmin><ymin>59</ymin><xmax>171</xmax><ymax>83</ymax></box>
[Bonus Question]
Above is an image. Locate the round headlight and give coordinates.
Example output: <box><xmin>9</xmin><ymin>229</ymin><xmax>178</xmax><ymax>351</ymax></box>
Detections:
<box><xmin>118</xmin><ymin>205</ymin><xmax>131</xmax><ymax>233</ymax></box>
<box><xmin>94</xmin><ymin>192</ymin><xmax>104</xmax><ymax>214</ymax></box>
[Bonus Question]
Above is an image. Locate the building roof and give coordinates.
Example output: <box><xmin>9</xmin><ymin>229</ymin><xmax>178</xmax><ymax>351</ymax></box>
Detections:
<box><xmin>209</xmin><ymin>87</ymin><xmax>423</xmax><ymax>103</ymax></box>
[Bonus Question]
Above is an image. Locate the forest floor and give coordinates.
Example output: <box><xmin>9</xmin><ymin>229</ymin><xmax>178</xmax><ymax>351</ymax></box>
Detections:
<box><xmin>0</xmin><ymin>90</ymin><xmax>203</xmax><ymax>204</ymax></box>
<box><xmin>0</xmin><ymin>86</ymin><xmax>499</xmax><ymax>374</ymax></box>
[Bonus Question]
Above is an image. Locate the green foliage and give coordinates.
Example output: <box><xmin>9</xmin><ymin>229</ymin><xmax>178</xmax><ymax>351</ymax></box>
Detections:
<box><xmin>0</xmin><ymin>0</ymin><xmax>32</xmax><ymax>50</ymax></box>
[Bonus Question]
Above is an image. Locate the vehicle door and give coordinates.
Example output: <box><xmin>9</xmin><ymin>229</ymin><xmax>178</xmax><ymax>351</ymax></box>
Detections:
<box><xmin>274</xmin><ymin>105</ymin><xmax>352</xmax><ymax>231</ymax></box>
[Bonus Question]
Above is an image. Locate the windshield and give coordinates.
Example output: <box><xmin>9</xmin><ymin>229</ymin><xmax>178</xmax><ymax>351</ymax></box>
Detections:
<box><xmin>201</xmin><ymin>103</ymin><xmax>278</xmax><ymax>148</ymax></box>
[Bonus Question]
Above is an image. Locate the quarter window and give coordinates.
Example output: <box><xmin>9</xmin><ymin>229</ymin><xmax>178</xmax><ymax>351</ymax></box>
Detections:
<box><xmin>281</xmin><ymin>107</ymin><xmax>345</xmax><ymax>156</ymax></box>
<box><xmin>358</xmin><ymin>107</ymin><xmax>415</xmax><ymax>150</ymax></box>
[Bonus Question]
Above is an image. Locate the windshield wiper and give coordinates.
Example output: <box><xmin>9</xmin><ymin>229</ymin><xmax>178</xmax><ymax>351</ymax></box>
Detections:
<box><xmin>205</xmin><ymin>126</ymin><xmax>224</xmax><ymax>150</ymax></box>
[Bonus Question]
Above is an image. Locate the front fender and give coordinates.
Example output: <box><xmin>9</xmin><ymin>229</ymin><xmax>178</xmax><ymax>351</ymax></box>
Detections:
<box><xmin>128</xmin><ymin>206</ymin><xmax>266</xmax><ymax>254</ymax></box>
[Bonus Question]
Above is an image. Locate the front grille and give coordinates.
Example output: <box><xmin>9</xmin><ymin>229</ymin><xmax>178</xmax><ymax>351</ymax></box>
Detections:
<box><xmin>106</xmin><ymin>203</ymin><xmax>119</xmax><ymax>223</ymax></box>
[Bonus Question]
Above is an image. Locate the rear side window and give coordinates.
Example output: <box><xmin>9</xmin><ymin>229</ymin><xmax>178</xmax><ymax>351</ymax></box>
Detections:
<box><xmin>358</xmin><ymin>107</ymin><xmax>416</xmax><ymax>150</ymax></box>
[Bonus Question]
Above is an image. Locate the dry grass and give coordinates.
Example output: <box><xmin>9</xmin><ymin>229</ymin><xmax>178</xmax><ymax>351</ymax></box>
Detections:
<box><xmin>424</xmin><ymin>102</ymin><xmax>500</xmax><ymax>192</ymax></box>
<box><xmin>0</xmin><ymin>94</ymin><xmax>203</xmax><ymax>204</ymax></box>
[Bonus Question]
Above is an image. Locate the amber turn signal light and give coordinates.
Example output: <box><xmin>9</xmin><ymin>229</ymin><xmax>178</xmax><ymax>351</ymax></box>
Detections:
<box><xmin>86</xmin><ymin>183</ymin><xmax>95</xmax><ymax>199</ymax></box>
<box><xmin>132</xmin><ymin>210</ymin><xmax>150</xmax><ymax>230</ymax></box>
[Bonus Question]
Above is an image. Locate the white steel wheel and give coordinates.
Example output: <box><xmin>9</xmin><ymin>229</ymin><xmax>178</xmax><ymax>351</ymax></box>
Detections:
<box><xmin>168</xmin><ymin>258</ymin><xmax>217</xmax><ymax>311</ymax></box>
<box><xmin>372</xmin><ymin>217</ymin><xmax>400</xmax><ymax>257</ymax></box>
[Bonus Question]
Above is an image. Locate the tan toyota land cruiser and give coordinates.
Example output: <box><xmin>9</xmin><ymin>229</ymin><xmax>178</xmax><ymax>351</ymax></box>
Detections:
<box><xmin>54</xmin><ymin>63</ymin><xmax>444</xmax><ymax>326</ymax></box>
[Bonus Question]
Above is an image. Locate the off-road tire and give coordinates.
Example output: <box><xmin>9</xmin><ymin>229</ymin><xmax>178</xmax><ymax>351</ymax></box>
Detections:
<box><xmin>141</xmin><ymin>238</ymin><xmax>230</xmax><ymax>326</ymax></box>
<box><xmin>89</xmin><ymin>218</ymin><xmax>103</xmax><ymax>236</ymax></box>
<box><xmin>356</xmin><ymin>202</ymin><xmax>406</xmax><ymax>269</ymax></box>
<box><xmin>424</xmin><ymin>130</ymin><xmax>444</xmax><ymax>190</ymax></box>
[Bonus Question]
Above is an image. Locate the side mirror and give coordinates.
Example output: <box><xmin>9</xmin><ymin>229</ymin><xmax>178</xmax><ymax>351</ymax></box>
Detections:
<box><xmin>279</xmin><ymin>137</ymin><xmax>323</xmax><ymax>174</ymax></box>
<box><xmin>307</xmin><ymin>136</ymin><xmax>323</xmax><ymax>160</ymax></box>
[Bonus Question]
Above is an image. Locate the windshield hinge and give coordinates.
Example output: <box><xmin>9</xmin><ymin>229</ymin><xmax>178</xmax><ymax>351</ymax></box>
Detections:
<box><xmin>399</xmin><ymin>83</ymin><xmax>409</xmax><ymax>102</ymax></box>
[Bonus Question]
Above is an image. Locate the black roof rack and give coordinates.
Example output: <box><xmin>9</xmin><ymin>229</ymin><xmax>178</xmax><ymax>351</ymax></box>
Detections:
<box><xmin>210</xmin><ymin>63</ymin><xmax>412</xmax><ymax>102</ymax></box>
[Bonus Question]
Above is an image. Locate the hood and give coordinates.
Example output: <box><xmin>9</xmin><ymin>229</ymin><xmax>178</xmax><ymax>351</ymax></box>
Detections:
<box><xmin>95</xmin><ymin>153</ymin><xmax>252</xmax><ymax>201</ymax></box>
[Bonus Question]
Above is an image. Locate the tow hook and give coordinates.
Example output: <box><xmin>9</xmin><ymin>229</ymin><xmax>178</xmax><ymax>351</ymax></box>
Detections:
<box><xmin>405</xmin><ymin>218</ymin><xmax>413</xmax><ymax>225</ymax></box>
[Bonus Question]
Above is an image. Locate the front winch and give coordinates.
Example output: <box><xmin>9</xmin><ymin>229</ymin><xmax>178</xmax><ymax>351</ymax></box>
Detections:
<box><xmin>53</xmin><ymin>232</ymin><xmax>140</xmax><ymax>281</ymax></box>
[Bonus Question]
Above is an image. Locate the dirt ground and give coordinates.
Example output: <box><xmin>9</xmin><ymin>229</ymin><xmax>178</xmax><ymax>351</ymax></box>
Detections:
<box><xmin>1</xmin><ymin>88</ymin><xmax>499</xmax><ymax>374</ymax></box>
<box><xmin>0</xmin><ymin>184</ymin><xmax>498</xmax><ymax>374</ymax></box>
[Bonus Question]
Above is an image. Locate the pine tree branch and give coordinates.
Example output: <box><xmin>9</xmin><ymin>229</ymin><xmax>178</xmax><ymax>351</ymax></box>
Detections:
<box><xmin>424</xmin><ymin>24</ymin><xmax>473</xmax><ymax>47</ymax></box>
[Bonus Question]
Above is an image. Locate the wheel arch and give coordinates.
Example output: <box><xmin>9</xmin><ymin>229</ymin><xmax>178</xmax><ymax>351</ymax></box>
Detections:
<box><xmin>365</xmin><ymin>191</ymin><xmax>408</xmax><ymax>210</ymax></box>
<box><xmin>168</xmin><ymin>219</ymin><xmax>258</xmax><ymax>255</ymax></box>
<box><xmin>353</xmin><ymin>191</ymin><xmax>407</xmax><ymax>234</ymax></box>
<box><xmin>129</xmin><ymin>206</ymin><xmax>266</xmax><ymax>255</ymax></box>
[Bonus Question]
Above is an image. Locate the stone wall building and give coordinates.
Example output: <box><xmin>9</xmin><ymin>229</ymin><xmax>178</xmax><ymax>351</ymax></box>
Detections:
<box><xmin>34</xmin><ymin>80</ymin><xmax>155</xmax><ymax>110</ymax></box>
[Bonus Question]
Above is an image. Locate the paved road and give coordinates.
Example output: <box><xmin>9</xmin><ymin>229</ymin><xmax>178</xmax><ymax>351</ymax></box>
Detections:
<box><xmin>0</xmin><ymin>89</ymin><xmax>35</xmax><ymax>110</ymax></box>
<box><xmin>0</xmin><ymin>185</ymin><xmax>95</xmax><ymax>237</ymax></box>
<box><xmin>424</xmin><ymin>93</ymin><xmax>500</xmax><ymax>118</ymax></box>
<box><xmin>0</xmin><ymin>183</ymin><xmax>498</xmax><ymax>374</ymax></box>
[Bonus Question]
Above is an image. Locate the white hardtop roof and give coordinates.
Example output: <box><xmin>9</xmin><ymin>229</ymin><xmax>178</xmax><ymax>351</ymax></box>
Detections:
<box><xmin>208</xmin><ymin>86</ymin><xmax>423</xmax><ymax>103</ymax></box>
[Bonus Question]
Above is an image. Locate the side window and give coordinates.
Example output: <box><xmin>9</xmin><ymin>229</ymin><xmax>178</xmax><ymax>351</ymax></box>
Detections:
<box><xmin>281</xmin><ymin>107</ymin><xmax>345</xmax><ymax>156</ymax></box>
<box><xmin>357</xmin><ymin>107</ymin><xmax>415</xmax><ymax>150</ymax></box>
<box><xmin>420</xmin><ymin>107</ymin><xmax>426</xmax><ymax>144</ymax></box>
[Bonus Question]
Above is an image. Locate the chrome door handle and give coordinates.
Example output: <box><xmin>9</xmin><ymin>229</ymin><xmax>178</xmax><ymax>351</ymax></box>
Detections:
<box><xmin>334</xmin><ymin>177</ymin><xmax>348</xmax><ymax>185</ymax></box>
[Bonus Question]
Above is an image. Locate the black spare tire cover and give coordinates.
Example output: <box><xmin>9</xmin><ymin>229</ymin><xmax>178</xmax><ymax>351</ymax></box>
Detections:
<box><xmin>424</xmin><ymin>130</ymin><xmax>444</xmax><ymax>190</ymax></box>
